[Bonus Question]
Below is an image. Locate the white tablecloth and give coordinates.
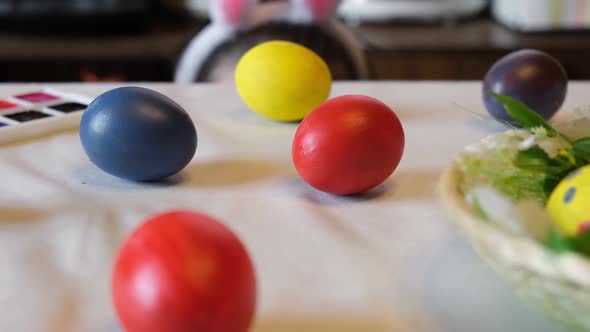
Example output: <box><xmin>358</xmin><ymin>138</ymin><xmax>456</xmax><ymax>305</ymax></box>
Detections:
<box><xmin>0</xmin><ymin>82</ymin><xmax>574</xmax><ymax>332</ymax></box>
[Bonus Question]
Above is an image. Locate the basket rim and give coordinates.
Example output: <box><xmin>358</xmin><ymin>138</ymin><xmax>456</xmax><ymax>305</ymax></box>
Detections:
<box><xmin>438</xmin><ymin>159</ymin><xmax>590</xmax><ymax>289</ymax></box>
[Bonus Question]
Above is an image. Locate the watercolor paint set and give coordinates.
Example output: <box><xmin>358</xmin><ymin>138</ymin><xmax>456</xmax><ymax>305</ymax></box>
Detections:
<box><xmin>0</xmin><ymin>89</ymin><xmax>92</xmax><ymax>144</ymax></box>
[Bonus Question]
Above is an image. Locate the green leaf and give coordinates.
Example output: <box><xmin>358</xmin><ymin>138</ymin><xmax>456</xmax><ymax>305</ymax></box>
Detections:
<box><xmin>556</xmin><ymin>147</ymin><xmax>577</xmax><ymax>167</ymax></box>
<box><xmin>570</xmin><ymin>231</ymin><xmax>590</xmax><ymax>257</ymax></box>
<box><xmin>514</xmin><ymin>147</ymin><xmax>573</xmax><ymax>172</ymax></box>
<box><xmin>543</xmin><ymin>177</ymin><xmax>561</xmax><ymax>199</ymax></box>
<box><xmin>514</xmin><ymin>147</ymin><xmax>553</xmax><ymax>172</ymax></box>
<box><xmin>515</xmin><ymin>146</ymin><xmax>576</xmax><ymax>174</ymax></box>
<box><xmin>470</xmin><ymin>196</ymin><xmax>489</xmax><ymax>222</ymax></box>
<box><xmin>572</xmin><ymin>137</ymin><xmax>590</xmax><ymax>163</ymax></box>
<box><xmin>545</xmin><ymin>226</ymin><xmax>590</xmax><ymax>258</ymax></box>
<box><xmin>489</xmin><ymin>92</ymin><xmax>558</xmax><ymax>137</ymax></box>
<box><xmin>514</xmin><ymin>146</ymin><xmax>577</xmax><ymax>200</ymax></box>
<box><xmin>546</xmin><ymin>226</ymin><xmax>574</xmax><ymax>253</ymax></box>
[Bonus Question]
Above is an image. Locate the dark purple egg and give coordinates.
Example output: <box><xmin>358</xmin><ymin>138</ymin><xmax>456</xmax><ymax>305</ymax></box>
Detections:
<box><xmin>483</xmin><ymin>49</ymin><xmax>568</xmax><ymax>125</ymax></box>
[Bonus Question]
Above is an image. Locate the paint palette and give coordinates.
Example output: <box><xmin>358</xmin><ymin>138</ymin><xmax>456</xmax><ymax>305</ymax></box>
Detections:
<box><xmin>0</xmin><ymin>89</ymin><xmax>90</xmax><ymax>144</ymax></box>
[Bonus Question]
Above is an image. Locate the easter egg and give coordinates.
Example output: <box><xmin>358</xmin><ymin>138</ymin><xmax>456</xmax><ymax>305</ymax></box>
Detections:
<box><xmin>547</xmin><ymin>166</ymin><xmax>590</xmax><ymax>237</ymax></box>
<box><xmin>80</xmin><ymin>87</ymin><xmax>197</xmax><ymax>181</ymax></box>
<box><xmin>292</xmin><ymin>95</ymin><xmax>405</xmax><ymax>195</ymax></box>
<box><xmin>112</xmin><ymin>210</ymin><xmax>257</xmax><ymax>332</ymax></box>
<box><xmin>235</xmin><ymin>40</ymin><xmax>332</xmax><ymax>122</ymax></box>
<box><xmin>483</xmin><ymin>49</ymin><xmax>568</xmax><ymax>125</ymax></box>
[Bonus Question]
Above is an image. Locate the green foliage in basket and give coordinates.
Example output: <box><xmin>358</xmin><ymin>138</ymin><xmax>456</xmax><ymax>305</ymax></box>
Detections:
<box><xmin>492</xmin><ymin>92</ymin><xmax>590</xmax><ymax>195</ymax></box>
<box><xmin>546</xmin><ymin>225</ymin><xmax>590</xmax><ymax>256</ymax></box>
<box><xmin>460</xmin><ymin>92</ymin><xmax>590</xmax><ymax>256</ymax></box>
<box><xmin>460</xmin><ymin>137</ymin><xmax>552</xmax><ymax>202</ymax></box>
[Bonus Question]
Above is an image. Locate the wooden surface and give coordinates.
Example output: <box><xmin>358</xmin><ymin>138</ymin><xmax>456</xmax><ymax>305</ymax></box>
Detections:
<box><xmin>0</xmin><ymin>14</ymin><xmax>589</xmax><ymax>81</ymax></box>
<box><xmin>0</xmin><ymin>14</ymin><xmax>204</xmax><ymax>82</ymax></box>
<box><xmin>359</xmin><ymin>18</ymin><xmax>590</xmax><ymax>80</ymax></box>
<box><xmin>359</xmin><ymin>18</ymin><xmax>590</xmax><ymax>50</ymax></box>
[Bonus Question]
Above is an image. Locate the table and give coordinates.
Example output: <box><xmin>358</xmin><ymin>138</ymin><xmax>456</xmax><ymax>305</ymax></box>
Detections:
<box><xmin>0</xmin><ymin>82</ymin><xmax>572</xmax><ymax>332</ymax></box>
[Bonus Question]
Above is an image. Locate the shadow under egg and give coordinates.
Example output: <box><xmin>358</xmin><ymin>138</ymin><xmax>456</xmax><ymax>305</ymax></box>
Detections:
<box><xmin>284</xmin><ymin>176</ymin><xmax>390</xmax><ymax>207</ymax></box>
<box><xmin>179</xmin><ymin>159</ymin><xmax>292</xmax><ymax>188</ymax></box>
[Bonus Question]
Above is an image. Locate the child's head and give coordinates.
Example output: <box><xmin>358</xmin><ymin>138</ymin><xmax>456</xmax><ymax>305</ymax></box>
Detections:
<box><xmin>175</xmin><ymin>0</ymin><xmax>367</xmax><ymax>83</ymax></box>
<box><xmin>199</xmin><ymin>22</ymin><xmax>359</xmax><ymax>82</ymax></box>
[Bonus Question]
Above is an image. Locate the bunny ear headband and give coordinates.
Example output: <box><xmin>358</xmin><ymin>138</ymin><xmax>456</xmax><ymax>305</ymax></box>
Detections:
<box><xmin>174</xmin><ymin>0</ymin><xmax>368</xmax><ymax>83</ymax></box>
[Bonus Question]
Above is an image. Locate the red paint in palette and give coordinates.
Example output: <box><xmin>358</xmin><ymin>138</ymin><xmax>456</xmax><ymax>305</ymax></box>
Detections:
<box><xmin>0</xmin><ymin>100</ymin><xmax>17</xmax><ymax>110</ymax></box>
<box><xmin>14</xmin><ymin>92</ymin><xmax>59</xmax><ymax>103</ymax></box>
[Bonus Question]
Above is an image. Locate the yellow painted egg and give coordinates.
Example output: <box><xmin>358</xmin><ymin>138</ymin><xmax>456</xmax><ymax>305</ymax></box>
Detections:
<box><xmin>234</xmin><ymin>40</ymin><xmax>332</xmax><ymax>122</ymax></box>
<box><xmin>547</xmin><ymin>165</ymin><xmax>590</xmax><ymax>237</ymax></box>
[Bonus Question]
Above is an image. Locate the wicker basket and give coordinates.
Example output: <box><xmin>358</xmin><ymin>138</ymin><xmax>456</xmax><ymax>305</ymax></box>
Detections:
<box><xmin>439</xmin><ymin>131</ymin><xmax>590</xmax><ymax>331</ymax></box>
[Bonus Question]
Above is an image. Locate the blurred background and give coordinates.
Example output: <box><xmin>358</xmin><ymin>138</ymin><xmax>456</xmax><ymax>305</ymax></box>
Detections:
<box><xmin>0</xmin><ymin>0</ymin><xmax>589</xmax><ymax>82</ymax></box>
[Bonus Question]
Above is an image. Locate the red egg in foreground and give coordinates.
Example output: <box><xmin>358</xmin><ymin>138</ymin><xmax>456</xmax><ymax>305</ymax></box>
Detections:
<box><xmin>112</xmin><ymin>210</ymin><xmax>256</xmax><ymax>332</ymax></box>
<box><xmin>292</xmin><ymin>95</ymin><xmax>405</xmax><ymax>195</ymax></box>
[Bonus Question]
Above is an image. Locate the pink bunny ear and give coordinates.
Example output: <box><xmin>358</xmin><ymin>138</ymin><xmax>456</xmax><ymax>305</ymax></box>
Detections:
<box><xmin>211</xmin><ymin>0</ymin><xmax>257</xmax><ymax>27</ymax></box>
<box><xmin>302</xmin><ymin>0</ymin><xmax>341</xmax><ymax>21</ymax></box>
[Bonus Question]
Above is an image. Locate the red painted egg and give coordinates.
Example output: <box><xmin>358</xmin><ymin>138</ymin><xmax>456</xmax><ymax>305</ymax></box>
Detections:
<box><xmin>112</xmin><ymin>210</ymin><xmax>256</xmax><ymax>332</ymax></box>
<box><xmin>292</xmin><ymin>95</ymin><xmax>405</xmax><ymax>195</ymax></box>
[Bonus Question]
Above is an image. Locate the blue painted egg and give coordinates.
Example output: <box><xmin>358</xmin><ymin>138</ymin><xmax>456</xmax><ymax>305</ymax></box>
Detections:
<box><xmin>483</xmin><ymin>49</ymin><xmax>568</xmax><ymax>125</ymax></box>
<box><xmin>80</xmin><ymin>87</ymin><xmax>197</xmax><ymax>181</ymax></box>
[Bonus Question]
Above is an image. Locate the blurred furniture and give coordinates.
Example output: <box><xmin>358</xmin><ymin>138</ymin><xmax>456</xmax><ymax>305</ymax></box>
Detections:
<box><xmin>159</xmin><ymin>0</ymin><xmax>208</xmax><ymax>17</ymax></box>
<box><xmin>338</xmin><ymin>0</ymin><xmax>488</xmax><ymax>23</ymax></box>
<box><xmin>0</xmin><ymin>13</ymin><xmax>204</xmax><ymax>82</ymax></box>
<box><xmin>359</xmin><ymin>18</ymin><xmax>590</xmax><ymax>80</ymax></box>
<box><xmin>0</xmin><ymin>0</ymin><xmax>151</xmax><ymax>33</ymax></box>
<box><xmin>1</xmin><ymin>8</ymin><xmax>590</xmax><ymax>81</ymax></box>
<box><xmin>492</xmin><ymin>0</ymin><xmax>590</xmax><ymax>32</ymax></box>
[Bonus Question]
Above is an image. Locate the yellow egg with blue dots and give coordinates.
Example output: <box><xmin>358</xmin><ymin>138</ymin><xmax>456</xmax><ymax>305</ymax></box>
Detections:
<box><xmin>234</xmin><ymin>40</ymin><xmax>332</xmax><ymax>122</ymax></box>
<box><xmin>547</xmin><ymin>165</ymin><xmax>590</xmax><ymax>237</ymax></box>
